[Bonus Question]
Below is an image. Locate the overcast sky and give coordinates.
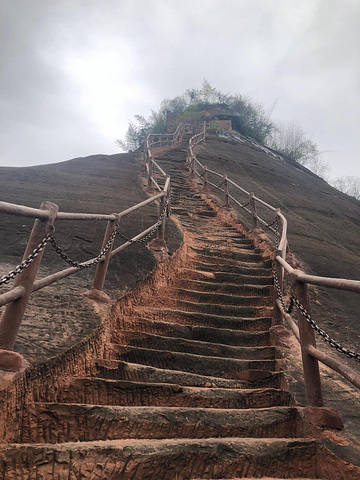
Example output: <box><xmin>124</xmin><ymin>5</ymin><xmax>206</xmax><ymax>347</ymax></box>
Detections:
<box><xmin>1</xmin><ymin>0</ymin><xmax>359</xmax><ymax>179</ymax></box>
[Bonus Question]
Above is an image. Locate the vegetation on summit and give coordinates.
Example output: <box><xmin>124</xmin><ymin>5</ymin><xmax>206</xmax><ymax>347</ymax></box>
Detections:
<box><xmin>116</xmin><ymin>80</ymin><xmax>359</xmax><ymax>200</ymax></box>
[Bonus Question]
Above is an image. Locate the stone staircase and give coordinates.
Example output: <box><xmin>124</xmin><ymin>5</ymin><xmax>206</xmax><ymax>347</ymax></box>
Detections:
<box><xmin>1</xmin><ymin>137</ymin><xmax>360</xmax><ymax>479</ymax></box>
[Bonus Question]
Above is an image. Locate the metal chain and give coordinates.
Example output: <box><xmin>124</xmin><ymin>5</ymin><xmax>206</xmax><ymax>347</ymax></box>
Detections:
<box><xmin>292</xmin><ymin>295</ymin><xmax>360</xmax><ymax>362</ymax></box>
<box><xmin>48</xmin><ymin>229</ymin><xmax>117</xmax><ymax>270</ymax></box>
<box><xmin>273</xmin><ymin>269</ymin><xmax>294</xmax><ymax>313</ymax></box>
<box><xmin>1</xmin><ymin>190</ymin><xmax>172</xmax><ymax>283</ymax></box>
<box><xmin>274</xmin><ymin>266</ymin><xmax>360</xmax><ymax>361</ymax></box>
<box><xmin>0</xmin><ymin>230</ymin><xmax>53</xmax><ymax>288</ymax></box>
<box><xmin>117</xmin><ymin>189</ymin><xmax>172</xmax><ymax>244</ymax></box>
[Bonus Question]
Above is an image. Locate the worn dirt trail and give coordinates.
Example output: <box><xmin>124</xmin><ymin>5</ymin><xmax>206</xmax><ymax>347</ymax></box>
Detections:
<box><xmin>1</xmin><ymin>137</ymin><xmax>359</xmax><ymax>479</ymax></box>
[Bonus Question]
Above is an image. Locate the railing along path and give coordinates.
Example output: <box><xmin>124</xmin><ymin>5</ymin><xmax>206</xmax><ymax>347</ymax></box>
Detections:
<box><xmin>185</xmin><ymin>128</ymin><xmax>360</xmax><ymax>406</ymax></box>
<box><xmin>0</xmin><ymin>121</ymin><xmax>359</xmax><ymax>410</ymax></box>
<box><xmin>0</xmin><ymin>143</ymin><xmax>174</xmax><ymax>359</ymax></box>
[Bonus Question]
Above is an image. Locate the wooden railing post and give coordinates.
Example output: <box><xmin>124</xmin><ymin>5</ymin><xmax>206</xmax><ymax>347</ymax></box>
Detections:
<box><xmin>157</xmin><ymin>176</ymin><xmax>170</xmax><ymax>243</ymax></box>
<box><xmin>0</xmin><ymin>201</ymin><xmax>58</xmax><ymax>351</ymax></box>
<box><xmin>273</xmin><ymin>210</ymin><xmax>284</xmax><ymax>325</ymax></box>
<box><xmin>189</xmin><ymin>156</ymin><xmax>195</xmax><ymax>178</ymax></box>
<box><xmin>84</xmin><ymin>214</ymin><xmax>119</xmax><ymax>304</ymax></box>
<box><xmin>146</xmin><ymin>159</ymin><xmax>155</xmax><ymax>193</ymax></box>
<box><xmin>203</xmin><ymin>166</ymin><xmax>209</xmax><ymax>192</ymax></box>
<box><xmin>292</xmin><ymin>275</ymin><xmax>323</xmax><ymax>407</ymax></box>
<box><xmin>249</xmin><ymin>193</ymin><xmax>259</xmax><ymax>229</ymax></box>
<box><xmin>223</xmin><ymin>174</ymin><xmax>231</xmax><ymax>208</ymax></box>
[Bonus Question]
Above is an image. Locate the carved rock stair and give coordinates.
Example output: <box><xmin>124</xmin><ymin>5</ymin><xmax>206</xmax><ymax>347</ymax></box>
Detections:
<box><xmin>1</xmin><ymin>139</ymin><xmax>359</xmax><ymax>479</ymax></box>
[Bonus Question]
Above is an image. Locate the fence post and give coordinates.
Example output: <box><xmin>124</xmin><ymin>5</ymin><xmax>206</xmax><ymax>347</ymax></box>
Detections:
<box><xmin>0</xmin><ymin>201</ymin><xmax>58</xmax><ymax>353</ymax></box>
<box><xmin>146</xmin><ymin>159</ymin><xmax>155</xmax><ymax>193</ymax></box>
<box><xmin>203</xmin><ymin>166</ymin><xmax>209</xmax><ymax>192</ymax></box>
<box><xmin>273</xmin><ymin>210</ymin><xmax>284</xmax><ymax>325</ymax></box>
<box><xmin>292</xmin><ymin>276</ymin><xmax>323</xmax><ymax>407</ymax></box>
<box><xmin>84</xmin><ymin>214</ymin><xmax>119</xmax><ymax>304</ymax></box>
<box><xmin>148</xmin><ymin>179</ymin><xmax>170</xmax><ymax>254</ymax></box>
<box><xmin>189</xmin><ymin>156</ymin><xmax>195</xmax><ymax>178</ymax></box>
<box><xmin>249</xmin><ymin>193</ymin><xmax>259</xmax><ymax>229</ymax></box>
<box><xmin>223</xmin><ymin>174</ymin><xmax>231</xmax><ymax>209</ymax></box>
<box><xmin>157</xmin><ymin>186</ymin><xmax>168</xmax><ymax>243</ymax></box>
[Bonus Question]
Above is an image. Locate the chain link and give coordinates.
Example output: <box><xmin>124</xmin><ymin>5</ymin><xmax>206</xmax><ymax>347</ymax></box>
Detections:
<box><xmin>273</xmin><ymin>269</ymin><xmax>294</xmax><ymax>313</ymax></box>
<box><xmin>274</xmin><ymin>265</ymin><xmax>360</xmax><ymax>361</ymax></box>
<box><xmin>49</xmin><ymin>229</ymin><xmax>117</xmax><ymax>269</ymax></box>
<box><xmin>292</xmin><ymin>295</ymin><xmax>360</xmax><ymax>362</ymax></box>
<box><xmin>0</xmin><ymin>230</ymin><xmax>53</xmax><ymax>288</ymax></box>
<box><xmin>117</xmin><ymin>189</ymin><xmax>172</xmax><ymax>244</ymax></box>
<box><xmin>1</xmin><ymin>190</ymin><xmax>172</xmax><ymax>283</ymax></box>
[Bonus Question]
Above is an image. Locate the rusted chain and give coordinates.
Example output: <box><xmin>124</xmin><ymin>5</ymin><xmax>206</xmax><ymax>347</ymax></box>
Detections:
<box><xmin>273</xmin><ymin>269</ymin><xmax>294</xmax><ymax>314</ymax></box>
<box><xmin>275</xmin><ymin>267</ymin><xmax>360</xmax><ymax>362</ymax></box>
<box><xmin>292</xmin><ymin>295</ymin><xmax>360</xmax><ymax>362</ymax></box>
<box><xmin>0</xmin><ymin>229</ymin><xmax>53</xmax><ymax>287</ymax></box>
<box><xmin>117</xmin><ymin>190</ymin><xmax>172</xmax><ymax>244</ymax></box>
<box><xmin>49</xmin><ymin>229</ymin><xmax>117</xmax><ymax>269</ymax></box>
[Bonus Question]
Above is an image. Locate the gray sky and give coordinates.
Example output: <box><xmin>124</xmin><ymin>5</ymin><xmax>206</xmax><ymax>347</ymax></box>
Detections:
<box><xmin>1</xmin><ymin>0</ymin><xmax>359</xmax><ymax>179</ymax></box>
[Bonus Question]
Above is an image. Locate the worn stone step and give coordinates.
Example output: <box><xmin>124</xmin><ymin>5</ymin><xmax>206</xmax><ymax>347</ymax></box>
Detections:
<box><xmin>175</xmin><ymin>279</ymin><xmax>272</xmax><ymax>296</ymax></box>
<box><xmin>192</xmin><ymin>261</ymin><xmax>271</xmax><ymax>276</ymax></box>
<box><xmin>116</xmin><ymin>316</ymin><xmax>270</xmax><ymax>345</ymax></box>
<box><xmin>193</xmin><ymin>235</ymin><xmax>251</xmax><ymax>243</ymax></box>
<box><xmin>165</xmin><ymin>288</ymin><xmax>272</xmax><ymax>307</ymax></box>
<box><xmin>138</xmin><ymin>298</ymin><xmax>270</xmax><ymax>318</ymax></box>
<box><xmin>94</xmin><ymin>360</ymin><xmax>285</xmax><ymax>389</ymax></box>
<box><xmin>194</xmin><ymin>242</ymin><xmax>259</xmax><ymax>251</ymax></box>
<box><xmin>22</xmin><ymin>404</ymin><xmax>307</xmax><ymax>443</ymax></box>
<box><xmin>180</xmin><ymin>268</ymin><xmax>274</xmax><ymax>285</ymax></box>
<box><xmin>57</xmin><ymin>379</ymin><xmax>294</xmax><ymax>409</ymax></box>
<box><xmin>2</xmin><ymin>438</ymin><xmax>358</xmax><ymax>480</ymax></box>
<box><xmin>107</xmin><ymin>345</ymin><xmax>281</xmax><ymax>379</ymax></box>
<box><xmin>190</xmin><ymin>246</ymin><xmax>264</xmax><ymax>261</ymax></box>
<box><xmin>111</xmin><ymin>331</ymin><xmax>279</xmax><ymax>359</ymax></box>
<box><xmin>189</xmin><ymin>255</ymin><xmax>272</xmax><ymax>272</ymax></box>
<box><xmin>172</xmin><ymin>207</ymin><xmax>217</xmax><ymax>218</ymax></box>
<box><xmin>131</xmin><ymin>308</ymin><xmax>271</xmax><ymax>334</ymax></box>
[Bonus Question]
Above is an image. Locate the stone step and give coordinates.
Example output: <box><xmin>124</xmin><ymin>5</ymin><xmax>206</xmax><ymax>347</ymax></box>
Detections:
<box><xmin>189</xmin><ymin>255</ymin><xmax>272</xmax><ymax>271</ymax></box>
<box><xmin>179</xmin><ymin>268</ymin><xmax>274</xmax><ymax>285</ymax></box>
<box><xmin>2</xmin><ymin>438</ymin><xmax>357</xmax><ymax>479</ymax></box>
<box><xmin>190</xmin><ymin>247</ymin><xmax>263</xmax><ymax>261</ymax></box>
<box><xmin>94</xmin><ymin>360</ymin><xmax>285</xmax><ymax>389</ymax></box>
<box><xmin>193</xmin><ymin>236</ymin><xmax>253</xmax><ymax>245</ymax></box>
<box><xmin>172</xmin><ymin>207</ymin><xmax>217</xmax><ymax>218</ymax></box>
<box><xmin>57</xmin><ymin>379</ymin><xmax>294</xmax><ymax>409</ymax></box>
<box><xmin>131</xmin><ymin>308</ymin><xmax>272</xmax><ymax>333</ymax></box>
<box><xmin>116</xmin><ymin>316</ymin><xmax>270</xmax><ymax>345</ymax></box>
<box><xmin>107</xmin><ymin>345</ymin><xmax>282</xmax><ymax>379</ymax></box>
<box><xmin>165</xmin><ymin>288</ymin><xmax>272</xmax><ymax>307</ymax></box>
<box><xmin>22</xmin><ymin>404</ymin><xmax>307</xmax><ymax>443</ymax></box>
<box><xmin>111</xmin><ymin>331</ymin><xmax>280</xmax><ymax>359</ymax></box>
<box><xmin>137</xmin><ymin>298</ymin><xmax>270</xmax><ymax>318</ymax></box>
<box><xmin>191</xmin><ymin>261</ymin><xmax>272</xmax><ymax>276</ymax></box>
<box><xmin>175</xmin><ymin>279</ymin><xmax>272</xmax><ymax>296</ymax></box>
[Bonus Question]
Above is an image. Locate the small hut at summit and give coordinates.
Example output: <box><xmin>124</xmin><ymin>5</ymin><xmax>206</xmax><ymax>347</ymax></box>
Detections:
<box><xmin>166</xmin><ymin>104</ymin><xmax>241</xmax><ymax>133</ymax></box>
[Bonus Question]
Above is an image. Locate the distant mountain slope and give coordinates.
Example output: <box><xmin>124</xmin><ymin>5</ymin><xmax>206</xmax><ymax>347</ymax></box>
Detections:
<box><xmin>195</xmin><ymin>135</ymin><xmax>360</xmax><ymax>367</ymax></box>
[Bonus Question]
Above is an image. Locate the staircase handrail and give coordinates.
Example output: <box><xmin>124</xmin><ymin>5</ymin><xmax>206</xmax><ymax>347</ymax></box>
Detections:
<box><xmin>0</xmin><ymin>163</ymin><xmax>171</xmax><ymax>361</ymax></box>
<box><xmin>186</xmin><ymin>128</ymin><xmax>360</xmax><ymax>403</ymax></box>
